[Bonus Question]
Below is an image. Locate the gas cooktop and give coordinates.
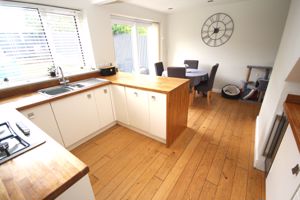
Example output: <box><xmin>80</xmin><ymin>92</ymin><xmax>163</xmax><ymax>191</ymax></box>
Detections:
<box><xmin>0</xmin><ymin>121</ymin><xmax>45</xmax><ymax>165</ymax></box>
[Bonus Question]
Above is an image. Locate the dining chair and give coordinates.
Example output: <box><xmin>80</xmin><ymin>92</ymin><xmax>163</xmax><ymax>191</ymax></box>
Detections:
<box><xmin>184</xmin><ymin>60</ymin><xmax>199</xmax><ymax>69</ymax></box>
<box><xmin>195</xmin><ymin>63</ymin><xmax>219</xmax><ymax>105</ymax></box>
<box><xmin>154</xmin><ymin>62</ymin><xmax>164</xmax><ymax>76</ymax></box>
<box><xmin>167</xmin><ymin>67</ymin><xmax>186</xmax><ymax>78</ymax></box>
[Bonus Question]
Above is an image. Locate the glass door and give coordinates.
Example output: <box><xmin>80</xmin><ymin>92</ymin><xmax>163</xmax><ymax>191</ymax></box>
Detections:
<box><xmin>111</xmin><ymin>17</ymin><xmax>159</xmax><ymax>75</ymax></box>
<box><xmin>136</xmin><ymin>25</ymin><xmax>149</xmax><ymax>74</ymax></box>
<box><xmin>112</xmin><ymin>23</ymin><xmax>134</xmax><ymax>73</ymax></box>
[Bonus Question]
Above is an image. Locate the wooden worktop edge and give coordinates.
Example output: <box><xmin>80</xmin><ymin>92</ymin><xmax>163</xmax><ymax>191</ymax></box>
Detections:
<box><xmin>44</xmin><ymin>166</ymin><xmax>89</xmax><ymax>200</ymax></box>
<box><xmin>110</xmin><ymin>82</ymin><xmax>170</xmax><ymax>94</ymax></box>
<box><xmin>284</xmin><ymin>94</ymin><xmax>300</xmax><ymax>152</ymax></box>
<box><xmin>286</xmin><ymin>94</ymin><xmax>300</xmax><ymax>104</ymax></box>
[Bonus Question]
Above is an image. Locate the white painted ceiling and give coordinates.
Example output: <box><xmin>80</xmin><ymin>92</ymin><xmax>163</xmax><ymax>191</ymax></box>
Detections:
<box><xmin>94</xmin><ymin>0</ymin><xmax>252</xmax><ymax>13</ymax></box>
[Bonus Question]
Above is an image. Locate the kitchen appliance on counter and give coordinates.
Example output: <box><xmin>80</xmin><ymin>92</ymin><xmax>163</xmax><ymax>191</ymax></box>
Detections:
<box><xmin>99</xmin><ymin>66</ymin><xmax>117</xmax><ymax>76</ymax></box>
<box><xmin>0</xmin><ymin>121</ymin><xmax>45</xmax><ymax>165</ymax></box>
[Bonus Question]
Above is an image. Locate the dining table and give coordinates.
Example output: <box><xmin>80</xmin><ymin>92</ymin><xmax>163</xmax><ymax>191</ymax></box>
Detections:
<box><xmin>162</xmin><ymin>68</ymin><xmax>209</xmax><ymax>87</ymax></box>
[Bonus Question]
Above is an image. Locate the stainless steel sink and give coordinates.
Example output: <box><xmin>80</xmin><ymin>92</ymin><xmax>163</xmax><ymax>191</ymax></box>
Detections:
<box><xmin>38</xmin><ymin>78</ymin><xmax>109</xmax><ymax>96</ymax></box>
<box><xmin>67</xmin><ymin>83</ymin><xmax>85</xmax><ymax>89</ymax></box>
<box><xmin>75</xmin><ymin>78</ymin><xmax>109</xmax><ymax>86</ymax></box>
<box><xmin>38</xmin><ymin>85</ymin><xmax>73</xmax><ymax>96</ymax></box>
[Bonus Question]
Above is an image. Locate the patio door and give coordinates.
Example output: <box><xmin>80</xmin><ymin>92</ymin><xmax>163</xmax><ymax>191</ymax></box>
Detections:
<box><xmin>111</xmin><ymin>17</ymin><xmax>159</xmax><ymax>75</ymax></box>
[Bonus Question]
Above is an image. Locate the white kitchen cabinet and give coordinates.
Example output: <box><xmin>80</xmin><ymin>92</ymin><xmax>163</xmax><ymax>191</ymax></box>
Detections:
<box><xmin>266</xmin><ymin>125</ymin><xmax>300</xmax><ymax>200</ymax></box>
<box><xmin>55</xmin><ymin>175</ymin><xmax>95</xmax><ymax>200</ymax></box>
<box><xmin>111</xmin><ymin>85</ymin><xmax>129</xmax><ymax>124</ymax></box>
<box><xmin>51</xmin><ymin>91</ymin><xmax>101</xmax><ymax>147</ymax></box>
<box><xmin>126</xmin><ymin>87</ymin><xmax>149</xmax><ymax>132</ymax></box>
<box><xmin>21</xmin><ymin>103</ymin><xmax>64</xmax><ymax>146</ymax></box>
<box><xmin>148</xmin><ymin>91</ymin><xmax>166</xmax><ymax>140</ymax></box>
<box><xmin>93</xmin><ymin>85</ymin><xmax>115</xmax><ymax>128</ymax></box>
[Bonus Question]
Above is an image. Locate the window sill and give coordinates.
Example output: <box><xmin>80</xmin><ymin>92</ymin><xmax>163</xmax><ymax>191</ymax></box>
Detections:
<box><xmin>0</xmin><ymin>69</ymin><xmax>101</xmax><ymax>99</ymax></box>
<box><xmin>0</xmin><ymin>69</ymin><xmax>98</xmax><ymax>90</ymax></box>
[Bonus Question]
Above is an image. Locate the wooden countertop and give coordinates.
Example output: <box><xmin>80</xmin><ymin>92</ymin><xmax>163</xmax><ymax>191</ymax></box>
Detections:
<box><xmin>0</xmin><ymin>108</ymin><xmax>89</xmax><ymax>200</ymax></box>
<box><xmin>0</xmin><ymin>72</ymin><xmax>189</xmax><ymax>110</ymax></box>
<box><xmin>284</xmin><ymin>94</ymin><xmax>300</xmax><ymax>152</ymax></box>
<box><xmin>104</xmin><ymin>72</ymin><xmax>189</xmax><ymax>93</ymax></box>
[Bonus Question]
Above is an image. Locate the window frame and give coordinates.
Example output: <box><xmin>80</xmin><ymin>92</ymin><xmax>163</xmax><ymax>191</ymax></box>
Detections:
<box><xmin>111</xmin><ymin>15</ymin><xmax>160</xmax><ymax>75</ymax></box>
<box><xmin>0</xmin><ymin>1</ymin><xmax>94</xmax><ymax>89</ymax></box>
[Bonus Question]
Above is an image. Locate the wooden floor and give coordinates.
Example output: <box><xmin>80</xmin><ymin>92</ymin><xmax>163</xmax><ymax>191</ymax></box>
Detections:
<box><xmin>72</xmin><ymin>93</ymin><xmax>265</xmax><ymax>200</ymax></box>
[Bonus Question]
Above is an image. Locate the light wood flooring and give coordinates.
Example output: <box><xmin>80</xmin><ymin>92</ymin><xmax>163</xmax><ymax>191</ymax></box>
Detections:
<box><xmin>72</xmin><ymin>93</ymin><xmax>265</xmax><ymax>200</ymax></box>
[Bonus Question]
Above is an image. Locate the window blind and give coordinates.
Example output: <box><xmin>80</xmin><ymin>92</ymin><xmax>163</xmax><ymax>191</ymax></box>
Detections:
<box><xmin>41</xmin><ymin>12</ymin><xmax>85</xmax><ymax>71</ymax></box>
<box><xmin>0</xmin><ymin>3</ymin><xmax>86</xmax><ymax>85</ymax></box>
<box><xmin>0</xmin><ymin>5</ymin><xmax>54</xmax><ymax>82</ymax></box>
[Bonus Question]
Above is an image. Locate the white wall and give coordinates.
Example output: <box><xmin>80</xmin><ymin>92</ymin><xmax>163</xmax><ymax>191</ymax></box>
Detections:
<box><xmin>166</xmin><ymin>0</ymin><xmax>289</xmax><ymax>90</ymax></box>
<box><xmin>255</xmin><ymin>0</ymin><xmax>300</xmax><ymax>170</ymax></box>
<box><xmin>17</xmin><ymin>0</ymin><xmax>167</xmax><ymax>68</ymax></box>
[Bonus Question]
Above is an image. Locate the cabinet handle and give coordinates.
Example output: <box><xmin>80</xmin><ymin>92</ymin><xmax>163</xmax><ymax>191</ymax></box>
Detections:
<box><xmin>292</xmin><ymin>164</ymin><xmax>300</xmax><ymax>176</ymax></box>
<box><xmin>87</xmin><ymin>94</ymin><xmax>92</xmax><ymax>99</ymax></box>
<box><xmin>104</xmin><ymin>89</ymin><xmax>107</xmax><ymax>94</ymax></box>
<box><xmin>27</xmin><ymin>112</ymin><xmax>35</xmax><ymax>119</ymax></box>
<box><xmin>151</xmin><ymin>96</ymin><xmax>156</xmax><ymax>100</ymax></box>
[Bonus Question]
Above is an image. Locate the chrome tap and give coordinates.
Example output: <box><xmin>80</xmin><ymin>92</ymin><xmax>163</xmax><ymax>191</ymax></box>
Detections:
<box><xmin>58</xmin><ymin>66</ymin><xmax>69</xmax><ymax>86</ymax></box>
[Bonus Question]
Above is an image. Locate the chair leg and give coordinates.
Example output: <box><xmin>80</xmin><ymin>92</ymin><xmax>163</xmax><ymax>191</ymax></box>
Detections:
<box><xmin>207</xmin><ymin>91</ymin><xmax>212</xmax><ymax>105</ymax></box>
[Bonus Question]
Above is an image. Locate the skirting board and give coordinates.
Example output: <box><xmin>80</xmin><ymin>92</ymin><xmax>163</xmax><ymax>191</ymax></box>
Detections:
<box><xmin>254</xmin><ymin>115</ymin><xmax>265</xmax><ymax>171</ymax></box>
<box><xmin>212</xmin><ymin>88</ymin><xmax>221</xmax><ymax>93</ymax></box>
<box><xmin>117</xmin><ymin>121</ymin><xmax>166</xmax><ymax>144</ymax></box>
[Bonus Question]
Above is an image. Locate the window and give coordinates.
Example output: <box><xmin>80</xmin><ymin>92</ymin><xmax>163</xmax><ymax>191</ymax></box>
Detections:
<box><xmin>0</xmin><ymin>3</ymin><xmax>86</xmax><ymax>87</ymax></box>
<box><xmin>111</xmin><ymin>17</ymin><xmax>159</xmax><ymax>75</ymax></box>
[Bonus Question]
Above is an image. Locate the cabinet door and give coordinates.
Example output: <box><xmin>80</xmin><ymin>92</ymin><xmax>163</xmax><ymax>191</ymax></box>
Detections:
<box><xmin>51</xmin><ymin>91</ymin><xmax>101</xmax><ymax>147</ymax></box>
<box><xmin>21</xmin><ymin>103</ymin><xmax>64</xmax><ymax>146</ymax></box>
<box><xmin>266</xmin><ymin>125</ymin><xmax>300</xmax><ymax>200</ymax></box>
<box><xmin>93</xmin><ymin>85</ymin><xmax>115</xmax><ymax>128</ymax></box>
<box><xmin>111</xmin><ymin>85</ymin><xmax>129</xmax><ymax>124</ymax></box>
<box><xmin>126</xmin><ymin>87</ymin><xmax>149</xmax><ymax>132</ymax></box>
<box><xmin>148</xmin><ymin>92</ymin><xmax>166</xmax><ymax>140</ymax></box>
<box><xmin>55</xmin><ymin>175</ymin><xmax>95</xmax><ymax>200</ymax></box>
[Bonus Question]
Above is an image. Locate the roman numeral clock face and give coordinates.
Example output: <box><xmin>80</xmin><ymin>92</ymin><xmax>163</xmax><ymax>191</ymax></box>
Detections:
<box><xmin>201</xmin><ymin>13</ymin><xmax>234</xmax><ymax>47</ymax></box>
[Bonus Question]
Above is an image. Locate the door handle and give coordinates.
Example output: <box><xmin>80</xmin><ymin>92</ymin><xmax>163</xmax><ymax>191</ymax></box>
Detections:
<box><xmin>104</xmin><ymin>89</ymin><xmax>107</xmax><ymax>94</ymax></box>
<box><xmin>151</xmin><ymin>96</ymin><xmax>156</xmax><ymax>100</ymax></box>
<box><xmin>134</xmin><ymin>92</ymin><xmax>138</xmax><ymax>96</ymax></box>
<box><xmin>87</xmin><ymin>94</ymin><xmax>92</xmax><ymax>99</ymax></box>
<box><xmin>292</xmin><ymin>164</ymin><xmax>300</xmax><ymax>176</ymax></box>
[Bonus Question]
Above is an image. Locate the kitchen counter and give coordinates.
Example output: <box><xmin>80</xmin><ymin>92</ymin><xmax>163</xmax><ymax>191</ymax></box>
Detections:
<box><xmin>0</xmin><ymin>72</ymin><xmax>190</xmax><ymax>146</ymax></box>
<box><xmin>104</xmin><ymin>72</ymin><xmax>189</xmax><ymax>93</ymax></box>
<box><xmin>0</xmin><ymin>72</ymin><xmax>189</xmax><ymax>110</ymax></box>
<box><xmin>0</xmin><ymin>107</ymin><xmax>89</xmax><ymax>200</ymax></box>
<box><xmin>284</xmin><ymin>94</ymin><xmax>300</xmax><ymax>152</ymax></box>
<box><xmin>0</xmin><ymin>72</ymin><xmax>190</xmax><ymax>145</ymax></box>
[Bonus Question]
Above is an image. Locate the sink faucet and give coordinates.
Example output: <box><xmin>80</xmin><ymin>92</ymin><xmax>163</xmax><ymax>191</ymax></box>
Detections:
<box><xmin>58</xmin><ymin>66</ymin><xmax>69</xmax><ymax>86</ymax></box>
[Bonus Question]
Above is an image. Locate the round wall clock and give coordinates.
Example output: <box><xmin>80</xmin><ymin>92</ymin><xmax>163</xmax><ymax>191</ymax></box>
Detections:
<box><xmin>201</xmin><ymin>13</ymin><xmax>234</xmax><ymax>47</ymax></box>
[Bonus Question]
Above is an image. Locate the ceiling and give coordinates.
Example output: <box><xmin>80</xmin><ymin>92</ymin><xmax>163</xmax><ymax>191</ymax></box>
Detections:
<box><xmin>94</xmin><ymin>0</ymin><xmax>252</xmax><ymax>13</ymax></box>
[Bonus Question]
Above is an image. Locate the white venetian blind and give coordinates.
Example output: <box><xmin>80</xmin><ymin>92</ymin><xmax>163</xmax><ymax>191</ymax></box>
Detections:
<box><xmin>41</xmin><ymin>12</ymin><xmax>85</xmax><ymax>72</ymax></box>
<box><xmin>0</xmin><ymin>5</ymin><xmax>54</xmax><ymax>82</ymax></box>
<box><xmin>0</xmin><ymin>3</ymin><xmax>86</xmax><ymax>86</ymax></box>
